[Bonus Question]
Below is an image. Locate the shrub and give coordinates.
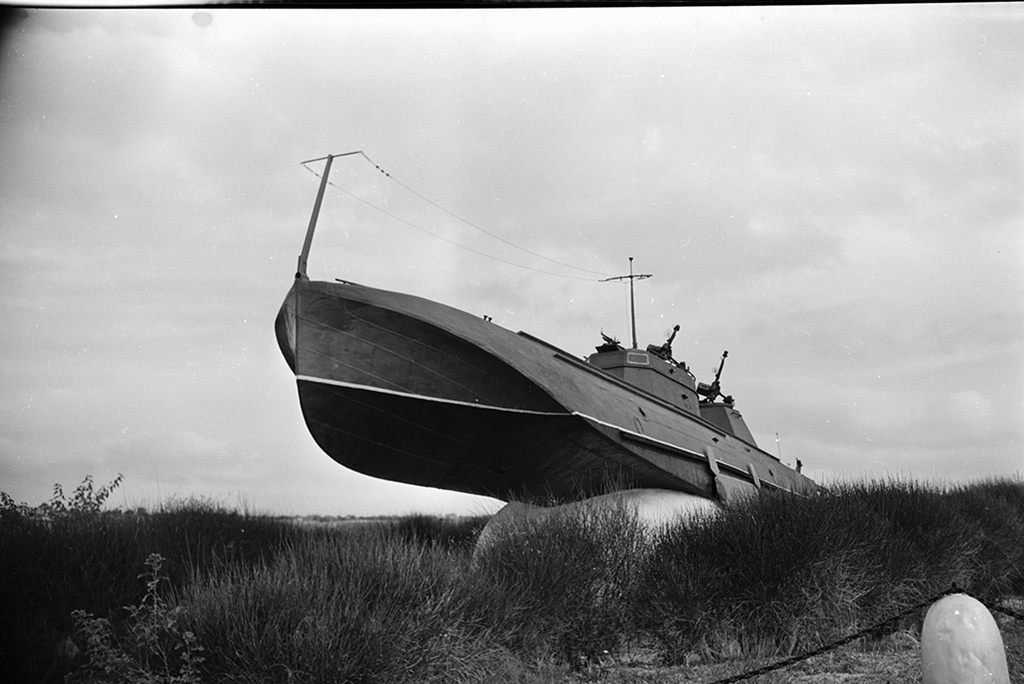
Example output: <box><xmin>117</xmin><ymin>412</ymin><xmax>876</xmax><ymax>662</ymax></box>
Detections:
<box><xmin>68</xmin><ymin>553</ymin><xmax>205</xmax><ymax>683</ymax></box>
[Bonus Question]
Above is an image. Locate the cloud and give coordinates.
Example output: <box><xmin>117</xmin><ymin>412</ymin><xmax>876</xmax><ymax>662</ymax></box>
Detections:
<box><xmin>1</xmin><ymin>6</ymin><xmax>1021</xmax><ymax>515</ymax></box>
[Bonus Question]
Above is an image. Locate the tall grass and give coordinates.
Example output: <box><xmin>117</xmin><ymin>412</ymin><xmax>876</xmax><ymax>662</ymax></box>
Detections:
<box><xmin>2</xmin><ymin>475</ymin><xmax>1022</xmax><ymax>682</ymax></box>
<box><xmin>633</xmin><ymin>478</ymin><xmax>1024</xmax><ymax>661</ymax></box>
<box><xmin>466</xmin><ymin>499</ymin><xmax>649</xmax><ymax>665</ymax></box>
<box><xmin>183</xmin><ymin>524</ymin><xmax>483</xmax><ymax>683</ymax></box>
<box><xmin>0</xmin><ymin>480</ymin><xmax>294</xmax><ymax>682</ymax></box>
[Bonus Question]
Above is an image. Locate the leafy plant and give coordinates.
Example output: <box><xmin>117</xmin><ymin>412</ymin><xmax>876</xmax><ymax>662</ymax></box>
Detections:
<box><xmin>44</xmin><ymin>473</ymin><xmax>125</xmax><ymax>518</ymax></box>
<box><xmin>68</xmin><ymin>553</ymin><xmax>205</xmax><ymax>684</ymax></box>
<box><xmin>1</xmin><ymin>473</ymin><xmax>124</xmax><ymax>521</ymax></box>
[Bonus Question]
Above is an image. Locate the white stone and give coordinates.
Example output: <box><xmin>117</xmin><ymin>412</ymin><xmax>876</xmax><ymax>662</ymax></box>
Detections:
<box><xmin>474</xmin><ymin>488</ymin><xmax>719</xmax><ymax>557</ymax></box>
<box><xmin>921</xmin><ymin>593</ymin><xmax>1010</xmax><ymax>684</ymax></box>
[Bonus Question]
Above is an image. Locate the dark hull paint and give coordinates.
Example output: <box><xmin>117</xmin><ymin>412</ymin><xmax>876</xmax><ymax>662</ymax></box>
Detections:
<box><xmin>277</xmin><ymin>277</ymin><xmax>817</xmax><ymax>502</ymax></box>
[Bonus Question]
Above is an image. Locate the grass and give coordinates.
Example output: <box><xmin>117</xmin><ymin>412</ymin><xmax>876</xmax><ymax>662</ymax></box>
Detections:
<box><xmin>1</xmin><ymin>474</ymin><xmax>1022</xmax><ymax>683</ymax></box>
<box><xmin>633</xmin><ymin>478</ymin><xmax>1024</xmax><ymax>662</ymax></box>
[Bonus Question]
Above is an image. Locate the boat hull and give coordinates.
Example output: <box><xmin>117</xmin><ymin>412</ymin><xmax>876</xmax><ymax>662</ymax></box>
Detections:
<box><xmin>277</xmin><ymin>278</ymin><xmax>817</xmax><ymax>502</ymax></box>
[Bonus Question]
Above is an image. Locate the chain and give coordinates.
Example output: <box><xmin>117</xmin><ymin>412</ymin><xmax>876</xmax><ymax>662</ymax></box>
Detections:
<box><xmin>707</xmin><ymin>584</ymin><xmax>1018</xmax><ymax>684</ymax></box>
<box><xmin>991</xmin><ymin>602</ymin><xmax>1024</xmax><ymax>621</ymax></box>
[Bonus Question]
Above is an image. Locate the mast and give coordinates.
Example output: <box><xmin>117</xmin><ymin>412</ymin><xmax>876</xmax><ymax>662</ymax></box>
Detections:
<box><xmin>628</xmin><ymin>257</ymin><xmax>639</xmax><ymax>349</ymax></box>
<box><xmin>602</xmin><ymin>257</ymin><xmax>652</xmax><ymax>349</ymax></box>
<box><xmin>296</xmin><ymin>151</ymin><xmax>363</xmax><ymax>279</ymax></box>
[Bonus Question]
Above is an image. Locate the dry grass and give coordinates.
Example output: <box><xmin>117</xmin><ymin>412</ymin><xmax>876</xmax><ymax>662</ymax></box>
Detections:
<box><xmin>2</xmin><ymin>474</ymin><xmax>1022</xmax><ymax>683</ymax></box>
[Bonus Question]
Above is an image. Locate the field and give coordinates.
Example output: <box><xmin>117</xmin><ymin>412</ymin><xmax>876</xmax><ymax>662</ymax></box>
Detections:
<box><xmin>1</xmin><ymin>475</ymin><xmax>1022</xmax><ymax>683</ymax></box>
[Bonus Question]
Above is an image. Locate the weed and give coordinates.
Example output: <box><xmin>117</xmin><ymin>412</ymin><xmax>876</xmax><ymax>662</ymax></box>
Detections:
<box><xmin>68</xmin><ymin>553</ymin><xmax>205</xmax><ymax>683</ymax></box>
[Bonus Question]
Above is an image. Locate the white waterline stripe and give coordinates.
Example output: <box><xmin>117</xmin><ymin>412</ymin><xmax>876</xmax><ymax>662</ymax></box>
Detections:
<box><xmin>568</xmin><ymin>412</ymin><xmax>789</xmax><ymax>491</ymax></box>
<box><xmin>295</xmin><ymin>374</ymin><xmax>570</xmax><ymax>416</ymax></box>
<box><xmin>570</xmin><ymin>411</ymin><xmax>705</xmax><ymax>461</ymax></box>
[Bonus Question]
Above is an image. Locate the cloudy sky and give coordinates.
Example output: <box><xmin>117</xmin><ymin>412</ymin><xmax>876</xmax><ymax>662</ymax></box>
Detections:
<box><xmin>1</xmin><ymin>5</ymin><xmax>1021</xmax><ymax>516</ymax></box>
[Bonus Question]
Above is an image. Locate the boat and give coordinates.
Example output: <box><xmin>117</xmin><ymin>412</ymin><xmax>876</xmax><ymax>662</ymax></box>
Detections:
<box><xmin>275</xmin><ymin>153</ymin><xmax>818</xmax><ymax>504</ymax></box>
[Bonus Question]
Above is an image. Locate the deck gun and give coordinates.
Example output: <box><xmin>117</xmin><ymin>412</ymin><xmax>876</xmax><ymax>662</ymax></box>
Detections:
<box><xmin>646</xmin><ymin>324</ymin><xmax>680</xmax><ymax>362</ymax></box>
<box><xmin>697</xmin><ymin>350</ymin><xmax>733</xmax><ymax>405</ymax></box>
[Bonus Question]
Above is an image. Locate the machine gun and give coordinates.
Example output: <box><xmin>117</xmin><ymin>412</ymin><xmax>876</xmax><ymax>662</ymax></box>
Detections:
<box><xmin>595</xmin><ymin>332</ymin><xmax>624</xmax><ymax>353</ymax></box>
<box><xmin>697</xmin><ymin>350</ymin><xmax>733</xmax><ymax>405</ymax></box>
<box><xmin>646</xmin><ymin>324</ymin><xmax>680</xmax><ymax>362</ymax></box>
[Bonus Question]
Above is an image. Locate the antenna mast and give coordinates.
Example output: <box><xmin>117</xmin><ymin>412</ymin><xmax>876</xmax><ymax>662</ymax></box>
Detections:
<box><xmin>602</xmin><ymin>257</ymin><xmax>652</xmax><ymax>349</ymax></box>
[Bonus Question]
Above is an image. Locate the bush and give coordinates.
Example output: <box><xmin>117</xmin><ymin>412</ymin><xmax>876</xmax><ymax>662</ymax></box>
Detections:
<box><xmin>68</xmin><ymin>553</ymin><xmax>205</xmax><ymax>683</ymax></box>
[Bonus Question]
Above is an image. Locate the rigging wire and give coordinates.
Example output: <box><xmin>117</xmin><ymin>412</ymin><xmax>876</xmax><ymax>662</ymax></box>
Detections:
<box><xmin>301</xmin><ymin>154</ymin><xmax>612</xmax><ymax>282</ymax></box>
<box><xmin>358</xmin><ymin>152</ymin><xmax>610</xmax><ymax>278</ymax></box>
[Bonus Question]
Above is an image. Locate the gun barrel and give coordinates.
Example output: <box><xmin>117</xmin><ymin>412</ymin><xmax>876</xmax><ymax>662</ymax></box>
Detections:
<box><xmin>714</xmin><ymin>350</ymin><xmax>729</xmax><ymax>382</ymax></box>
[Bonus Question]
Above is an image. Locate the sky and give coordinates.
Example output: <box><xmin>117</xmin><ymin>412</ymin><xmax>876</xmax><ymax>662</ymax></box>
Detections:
<box><xmin>0</xmin><ymin>4</ymin><xmax>1021</xmax><ymax>516</ymax></box>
